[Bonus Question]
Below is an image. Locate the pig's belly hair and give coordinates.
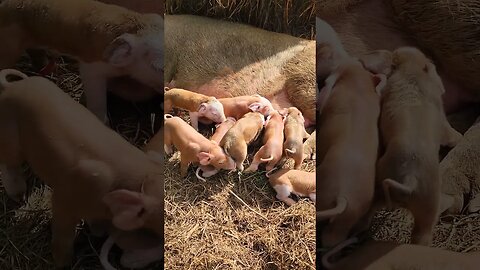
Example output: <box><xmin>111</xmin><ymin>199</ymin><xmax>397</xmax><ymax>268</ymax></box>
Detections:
<box><xmin>195</xmin><ymin>43</ymin><xmax>308</xmax><ymax>99</ymax></box>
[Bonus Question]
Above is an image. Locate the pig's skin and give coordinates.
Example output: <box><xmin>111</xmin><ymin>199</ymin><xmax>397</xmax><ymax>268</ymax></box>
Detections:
<box><xmin>318</xmin><ymin>0</ymin><xmax>473</xmax><ymax>114</ymax></box>
<box><xmin>165</xmin><ymin>15</ymin><xmax>316</xmax><ymax>126</ymax></box>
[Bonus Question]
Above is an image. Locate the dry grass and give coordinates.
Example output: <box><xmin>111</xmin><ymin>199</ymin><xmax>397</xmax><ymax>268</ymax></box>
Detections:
<box><xmin>370</xmin><ymin>209</ymin><xmax>480</xmax><ymax>253</ymax></box>
<box><xmin>0</xmin><ymin>55</ymin><xmax>162</xmax><ymax>269</ymax></box>
<box><xmin>166</xmin><ymin>0</ymin><xmax>316</xmax><ymax>40</ymax></box>
<box><xmin>164</xmin><ymin>117</ymin><xmax>316</xmax><ymax>270</ymax></box>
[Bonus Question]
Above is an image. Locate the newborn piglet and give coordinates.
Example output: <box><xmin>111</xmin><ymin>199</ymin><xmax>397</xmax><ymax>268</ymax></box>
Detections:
<box><xmin>164</xmin><ymin>88</ymin><xmax>226</xmax><ymax>130</ymax></box>
<box><xmin>198</xmin><ymin>94</ymin><xmax>274</xmax><ymax>124</ymax></box>
<box><xmin>282</xmin><ymin>107</ymin><xmax>310</xmax><ymax>169</ymax></box>
<box><xmin>220</xmin><ymin>112</ymin><xmax>265</xmax><ymax>171</ymax></box>
<box><xmin>196</xmin><ymin>117</ymin><xmax>237</xmax><ymax>180</ymax></box>
<box><xmin>267</xmin><ymin>168</ymin><xmax>315</xmax><ymax>206</ymax></box>
<box><xmin>245</xmin><ymin>110</ymin><xmax>285</xmax><ymax>172</ymax></box>
<box><xmin>162</xmin><ymin>115</ymin><xmax>235</xmax><ymax>176</ymax></box>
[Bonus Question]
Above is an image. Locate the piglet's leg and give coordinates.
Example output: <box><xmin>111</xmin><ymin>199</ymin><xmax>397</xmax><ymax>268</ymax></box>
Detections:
<box><xmin>51</xmin><ymin>194</ymin><xmax>79</xmax><ymax>267</ymax></box>
<box><xmin>0</xmin><ymin>164</ymin><xmax>26</xmax><ymax>202</ymax></box>
<box><xmin>245</xmin><ymin>154</ymin><xmax>262</xmax><ymax>172</ymax></box>
<box><xmin>189</xmin><ymin>112</ymin><xmax>200</xmax><ymax>131</ymax></box>
<box><xmin>410</xmin><ymin>194</ymin><xmax>440</xmax><ymax>246</ymax></box>
<box><xmin>293</xmin><ymin>152</ymin><xmax>304</xmax><ymax>170</ymax></box>
<box><xmin>79</xmin><ymin>63</ymin><xmax>109</xmax><ymax>124</ymax></box>
<box><xmin>179</xmin><ymin>157</ymin><xmax>190</xmax><ymax>177</ymax></box>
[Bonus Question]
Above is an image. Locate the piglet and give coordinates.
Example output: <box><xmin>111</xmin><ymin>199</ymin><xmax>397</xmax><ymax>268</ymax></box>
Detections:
<box><xmin>245</xmin><ymin>110</ymin><xmax>285</xmax><ymax>172</ymax></box>
<box><xmin>375</xmin><ymin>47</ymin><xmax>462</xmax><ymax>245</ymax></box>
<box><xmin>196</xmin><ymin>117</ymin><xmax>237</xmax><ymax>180</ymax></box>
<box><xmin>282</xmin><ymin>107</ymin><xmax>310</xmax><ymax>169</ymax></box>
<box><xmin>164</xmin><ymin>88</ymin><xmax>226</xmax><ymax>130</ymax></box>
<box><xmin>162</xmin><ymin>115</ymin><xmax>235</xmax><ymax>177</ymax></box>
<box><xmin>198</xmin><ymin>94</ymin><xmax>274</xmax><ymax>125</ymax></box>
<box><xmin>219</xmin><ymin>94</ymin><xmax>274</xmax><ymax>119</ymax></box>
<box><xmin>220</xmin><ymin>112</ymin><xmax>265</xmax><ymax>171</ymax></box>
<box><xmin>316</xmin><ymin>58</ymin><xmax>385</xmax><ymax>248</ymax></box>
<box><xmin>267</xmin><ymin>168</ymin><xmax>315</xmax><ymax>206</ymax></box>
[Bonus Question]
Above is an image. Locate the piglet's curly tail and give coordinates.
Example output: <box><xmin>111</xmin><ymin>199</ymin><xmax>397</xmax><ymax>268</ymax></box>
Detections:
<box><xmin>0</xmin><ymin>69</ymin><xmax>28</xmax><ymax>91</ymax></box>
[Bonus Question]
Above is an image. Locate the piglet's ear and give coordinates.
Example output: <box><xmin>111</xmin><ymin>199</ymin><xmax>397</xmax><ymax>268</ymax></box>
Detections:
<box><xmin>317</xmin><ymin>72</ymin><xmax>338</xmax><ymax>114</ymax></box>
<box><xmin>197</xmin><ymin>152</ymin><xmax>212</xmax><ymax>165</ymax></box>
<box><xmin>103</xmin><ymin>189</ymin><xmax>146</xmax><ymax>231</ymax></box>
<box><xmin>358</xmin><ymin>50</ymin><xmax>393</xmax><ymax>76</ymax></box>
<box><xmin>248</xmin><ymin>102</ymin><xmax>263</xmax><ymax>112</ymax></box>
<box><xmin>372</xmin><ymin>74</ymin><xmax>387</xmax><ymax>96</ymax></box>
<box><xmin>278</xmin><ymin>108</ymin><xmax>288</xmax><ymax>117</ymax></box>
<box><xmin>104</xmin><ymin>33</ymin><xmax>138</xmax><ymax>67</ymax></box>
<box><xmin>198</xmin><ymin>103</ymin><xmax>207</xmax><ymax>114</ymax></box>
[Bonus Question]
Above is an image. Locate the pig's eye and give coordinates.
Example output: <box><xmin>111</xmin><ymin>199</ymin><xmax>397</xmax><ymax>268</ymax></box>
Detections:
<box><xmin>218</xmin><ymin>160</ymin><xmax>225</xmax><ymax>164</ymax></box>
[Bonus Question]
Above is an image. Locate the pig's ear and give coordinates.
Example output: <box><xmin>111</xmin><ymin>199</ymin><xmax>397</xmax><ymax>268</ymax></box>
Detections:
<box><xmin>198</xmin><ymin>103</ymin><xmax>207</xmax><ymax>114</ymax></box>
<box><xmin>197</xmin><ymin>152</ymin><xmax>212</xmax><ymax>165</ymax></box>
<box><xmin>317</xmin><ymin>73</ymin><xmax>338</xmax><ymax>113</ymax></box>
<box><xmin>372</xmin><ymin>74</ymin><xmax>387</xmax><ymax>96</ymax></box>
<box><xmin>358</xmin><ymin>50</ymin><xmax>393</xmax><ymax>76</ymax></box>
<box><xmin>278</xmin><ymin>108</ymin><xmax>288</xmax><ymax>117</ymax></box>
<box><xmin>103</xmin><ymin>189</ymin><xmax>146</xmax><ymax>231</ymax></box>
<box><xmin>248</xmin><ymin>102</ymin><xmax>263</xmax><ymax>112</ymax></box>
<box><xmin>104</xmin><ymin>33</ymin><xmax>138</xmax><ymax>67</ymax></box>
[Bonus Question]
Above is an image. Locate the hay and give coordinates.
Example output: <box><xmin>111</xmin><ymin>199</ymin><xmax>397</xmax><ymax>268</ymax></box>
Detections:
<box><xmin>166</xmin><ymin>0</ymin><xmax>316</xmax><ymax>39</ymax></box>
<box><xmin>164</xmin><ymin>118</ymin><xmax>316</xmax><ymax>269</ymax></box>
<box><xmin>370</xmin><ymin>209</ymin><xmax>480</xmax><ymax>253</ymax></box>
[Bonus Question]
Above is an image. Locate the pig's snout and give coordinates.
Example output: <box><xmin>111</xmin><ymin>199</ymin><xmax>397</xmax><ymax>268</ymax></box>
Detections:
<box><xmin>225</xmin><ymin>156</ymin><xmax>236</xmax><ymax>171</ymax></box>
<box><xmin>218</xmin><ymin>114</ymin><xmax>227</xmax><ymax>123</ymax></box>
